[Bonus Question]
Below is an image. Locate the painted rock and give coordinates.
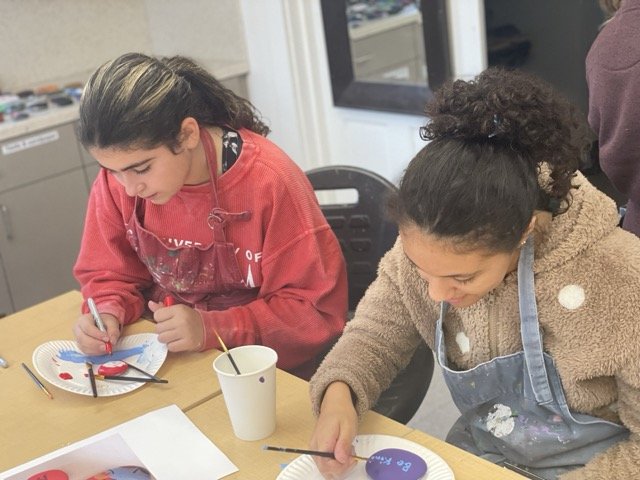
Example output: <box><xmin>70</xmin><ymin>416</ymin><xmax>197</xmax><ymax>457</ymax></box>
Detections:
<box><xmin>365</xmin><ymin>448</ymin><xmax>427</xmax><ymax>480</ymax></box>
<box><xmin>28</xmin><ymin>470</ymin><xmax>69</xmax><ymax>480</ymax></box>
<box><xmin>97</xmin><ymin>360</ymin><xmax>128</xmax><ymax>376</ymax></box>
<box><xmin>85</xmin><ymin>465</ymin><xmax>154</xmax><ymax>480</ymax></box>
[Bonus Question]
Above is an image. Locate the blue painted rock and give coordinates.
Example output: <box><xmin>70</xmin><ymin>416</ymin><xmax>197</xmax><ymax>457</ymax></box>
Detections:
<box><xmin>365</xmin><ymin>448</ymin><xmax>427</xmax><ymax>480</ymax></box>
<box><xmin>28</xmin><ymin>470</ymin><xmax>69</xmax><ymax>480</ymax></box>
<box><xmin>85</xmin><ymin>466</ymin><xmax>154</xmax><ymax>480</ymax></box>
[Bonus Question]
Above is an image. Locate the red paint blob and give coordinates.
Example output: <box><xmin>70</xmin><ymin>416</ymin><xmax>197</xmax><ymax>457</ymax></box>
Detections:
<box><xmin>97</xmin><ymin>361</ymin><xmax>128</xmax><ymax>376</ymax></box>
<box><xmin>28</xmin><ymin>469</ymin><xmax>69</xmax><ymax>480</ymax></box>
<box><xmin>58</xmin><ymin>372</ymin><xmax>73</xmax><ymax>380</ymax></box>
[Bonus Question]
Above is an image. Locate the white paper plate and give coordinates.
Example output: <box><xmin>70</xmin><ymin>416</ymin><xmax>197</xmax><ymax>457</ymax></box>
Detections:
<box><xmin>32</xmin><ymin>333</ymin><xmax>168</xmax><ymax>397</ymax></box>
<box><xmin>277</xmin><ymin>434</ymin><xmax>454</xmax><ymax>480</ymax></box>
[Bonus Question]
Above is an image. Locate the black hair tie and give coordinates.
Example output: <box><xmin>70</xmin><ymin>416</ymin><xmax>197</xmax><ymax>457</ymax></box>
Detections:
<box><xmin>547</xmin><ymin>197</ymin><xmax>561</xmax><ymax>215</ymax></box>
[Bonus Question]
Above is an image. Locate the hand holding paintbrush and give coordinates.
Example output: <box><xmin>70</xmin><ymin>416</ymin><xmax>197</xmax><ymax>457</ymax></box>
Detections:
<box><xmin>87</xmin><ymin>297</ymin><xmax>113</xmax><ymax>355</ymax></box>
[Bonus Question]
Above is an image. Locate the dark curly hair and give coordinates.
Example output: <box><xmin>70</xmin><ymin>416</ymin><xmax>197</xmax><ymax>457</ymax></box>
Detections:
<box><xmin>388</xmin><ymin>68</ymin><xmax>587</xmax><ymax>252</ymax></box>
<box><xmin>78</xmin><ymin>53</ymin><xmax>270</xmax><ymax>152</ymax></box>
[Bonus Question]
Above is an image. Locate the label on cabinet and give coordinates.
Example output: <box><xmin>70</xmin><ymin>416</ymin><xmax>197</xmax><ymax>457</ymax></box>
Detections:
<box><xmin>2</xmin><ymin>129</ymin><xmax>60</xmax><ymax>155</ymax></box>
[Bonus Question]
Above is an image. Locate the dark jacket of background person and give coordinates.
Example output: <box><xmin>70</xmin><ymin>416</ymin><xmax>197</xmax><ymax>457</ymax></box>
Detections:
<box><xmin>586</xmin><ymin>0</ymin><xmax>640</xmax><ymax>236</ymax></box>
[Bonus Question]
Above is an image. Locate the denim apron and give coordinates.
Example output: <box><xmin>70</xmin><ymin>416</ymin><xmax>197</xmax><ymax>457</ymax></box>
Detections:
<box><xmin>125</xmin><ymin>128</ymin><xmax>259</xmax><ymax>311</ymax></box>
<box><xmin>437</xmin><ymin>238</ymin><xmax>628</xmax><ymax>479</ymax></box>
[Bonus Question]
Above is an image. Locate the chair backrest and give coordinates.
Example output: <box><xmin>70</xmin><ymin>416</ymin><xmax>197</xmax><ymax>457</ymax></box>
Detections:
<box><xmin>307</xmin><ymin>166</ymin><xmax>434</xmax><ymax>424</ymax></box>
<box><xmin>306</xmin><ymin>166</ymin><xmax>398</xmax><ymax>311</ymax></box>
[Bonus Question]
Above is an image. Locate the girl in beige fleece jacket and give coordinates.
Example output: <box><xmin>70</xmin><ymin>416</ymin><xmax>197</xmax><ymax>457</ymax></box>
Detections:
<box><xmin>309</xmin><ymin>68</ymin><xmax>640</xmax><ymax>480</ymax></box>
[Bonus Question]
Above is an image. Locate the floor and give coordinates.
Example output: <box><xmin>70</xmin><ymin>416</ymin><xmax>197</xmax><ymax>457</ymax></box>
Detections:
<box><xmin>407</xmin><ymin>359</ymin><xmax>460</xmax><ymax>440</ymax></box>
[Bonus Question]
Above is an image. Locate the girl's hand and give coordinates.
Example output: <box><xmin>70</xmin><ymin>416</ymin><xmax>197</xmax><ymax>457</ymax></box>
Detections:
<box><xmin>149</xmin><ymin>300</ymin><xmax>204</xmax><ymax>352</ymax></box>
<box><xmin>73</xmin><ymin>312</ymin><xmax>121</xmax><ymax>355</ymax></box>
<box><xmin>309</xmin><ymin>381</ymin><xmax>359</xmax><ymax>479</ymax></box>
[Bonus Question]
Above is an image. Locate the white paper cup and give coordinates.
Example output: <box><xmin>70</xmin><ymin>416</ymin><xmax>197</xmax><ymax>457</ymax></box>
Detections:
<box><xmin>213</xmin><ymin>345</ymin><xmax>278</xmax><ymax>441</ymax></box>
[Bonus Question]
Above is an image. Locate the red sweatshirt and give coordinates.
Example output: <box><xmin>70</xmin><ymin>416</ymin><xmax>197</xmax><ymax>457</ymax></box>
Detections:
<box><xmin>74</xmin><ymin>129</ymin><xmax>348</xmax><ymax>379</ymax></box>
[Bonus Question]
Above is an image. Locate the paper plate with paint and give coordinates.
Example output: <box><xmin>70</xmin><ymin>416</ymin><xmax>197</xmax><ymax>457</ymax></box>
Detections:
<box><xmin>276</xmin><ymin>434</ymin><xmax>454</xmax><ymax>480</ymax></box>
<box><xmin>32</xmin><ymin>333</ymin><xmax>168</xmax><ymax>397</ymax></box>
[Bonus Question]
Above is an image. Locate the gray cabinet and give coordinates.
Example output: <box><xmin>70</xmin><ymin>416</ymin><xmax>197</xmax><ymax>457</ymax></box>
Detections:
<box><xmin>0</xmin><ymin>122</ymin><xmax>88</xmax><ymax>314</ymax></box>
<box><xmin>0</xmin><ymin>255</ymin><xmax>12</xmax><ymax>317</ymax></box>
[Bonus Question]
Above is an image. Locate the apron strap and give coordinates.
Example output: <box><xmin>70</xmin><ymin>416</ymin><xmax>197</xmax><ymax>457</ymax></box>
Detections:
<box><xmin>435</xmin><ymin>301</ymin><xmax>449</xmax><ymax>367</ymax></box>
<box><xmin>518</xmin><ymin>237</ymin><xmax>554</xmax><ymax>405</ymax></box>
<box><xmin>199</xmin><ymin>127</ymin><xmax>251</xmax><ymax>243</ymax></box>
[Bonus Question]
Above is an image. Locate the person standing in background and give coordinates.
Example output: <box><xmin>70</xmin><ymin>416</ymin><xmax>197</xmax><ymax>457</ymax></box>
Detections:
<box><xmin>586</xmin><ymin>0</ymin><xmax>640</xmax><ymax>235</ymax></box>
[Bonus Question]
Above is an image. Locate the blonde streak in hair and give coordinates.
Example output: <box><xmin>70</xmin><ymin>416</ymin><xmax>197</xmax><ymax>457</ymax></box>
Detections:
<box><xmin>135</xmin><ymin>76</ymin><xmax>177</xmax><ymax>114</ymax></box>
<box><xmin>111</xmin><ymin>63</ymin><xmax>151</xmax><ymax>112</ymax></box>
<box><xmin>81</xmin><ymin>59</ymin><xmax>115</xmax><ymax>104</ymax></box>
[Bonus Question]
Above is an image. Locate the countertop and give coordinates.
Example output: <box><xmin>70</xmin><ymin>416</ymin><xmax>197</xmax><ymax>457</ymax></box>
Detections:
<box><xmin>348</xmin><ymin>9</ymin><xmax>422</xmax><ymax>41</ymax></box>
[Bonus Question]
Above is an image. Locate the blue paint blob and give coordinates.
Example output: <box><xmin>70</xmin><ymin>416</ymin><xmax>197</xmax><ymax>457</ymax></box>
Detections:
<box><xmin>85</xmin><ymin>466</ymin><xmax>152</xmax><ymax>480</ymax></box>
<box><xmin>365</xmin><ymin>448</ymin><xmax>427</xmax><ymax>480</ymax></box>
<box><xmin>58</xmin><ymin>346</ymin><xmax>145</xmax><ymax>364</ymax></box>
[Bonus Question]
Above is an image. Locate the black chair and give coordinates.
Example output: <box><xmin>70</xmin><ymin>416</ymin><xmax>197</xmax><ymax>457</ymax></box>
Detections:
<box><xmin>307</xmin><ymin>165</ymin><xmax>434</xmax><ymax>424</ymax></box>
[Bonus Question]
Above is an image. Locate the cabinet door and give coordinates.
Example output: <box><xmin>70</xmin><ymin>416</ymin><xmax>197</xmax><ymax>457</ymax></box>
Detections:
<box><xmin>0</xmin><ymin>253</ymin><xmax>14</xmax><ymax>316</ymax></box>
<box><xmin>0</xmin><ymin>123</ymin><xmax>83</xmax><ymax>191</ymax></box>
<box><xmin>0</xmin><ymin>169</ymin><xmax>88</xmax><ymax>311</ymax></box>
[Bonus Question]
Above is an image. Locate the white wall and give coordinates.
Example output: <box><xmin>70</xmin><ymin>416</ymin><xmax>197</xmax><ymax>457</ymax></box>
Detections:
<box><xmin>240</xmin><ymin>0</ymin><xmax>486</xmax><ymax>185</ymax></box>
<box><xmin>144</xmin><ymin>0</ymin><xmax>246</xmax><ymax>75</ymax></box>
<box><xmin>0</xmin><ymin>0</ymin><xmax>151</xmax><ymax>90</ymax></box>
<box><xmin>0</xmin><ymin>0</ymin><xmax>246</xmax><ymax>91</ymax></box>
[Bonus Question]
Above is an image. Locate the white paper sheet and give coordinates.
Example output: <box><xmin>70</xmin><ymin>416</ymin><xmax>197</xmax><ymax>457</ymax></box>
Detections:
<box><xmin>0</xmin><ymin>404</ymin><xmax>238</xmax><ymax>480</ymax></box>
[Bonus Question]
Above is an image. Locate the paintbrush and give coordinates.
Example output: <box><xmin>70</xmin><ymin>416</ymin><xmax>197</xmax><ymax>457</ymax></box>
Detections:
<box><xmin>123</xmin><ymin>361</ymin><xmax>162</xmax><ymax>381</ymax></box>
<box><xmin>86</xmin><ymin>362</ymin><xmax>98</xmax><ymax>397</ymax></box>
<box><xmin>213</xmin><ymin>329</ymin><xmax>241</xmax><ymax>375</ymax></box>
<box><xmin>95</xmin><ymin>374</ymin><xmax>168</xmax><ymax>384</ymax></box>
<box><xmin>262</xmin><ymin>445</ymin><xmax>368</xmax><ymax>461</ymax></box>
<box><xmin>21</xmin><ymin>362</ymin><xmax>54</xmax><ymax>399</ymax></box>
<box><xmin>87</xmin><ymin>297</ymin><xmax>113</xmax><ymax>355</ymax></box>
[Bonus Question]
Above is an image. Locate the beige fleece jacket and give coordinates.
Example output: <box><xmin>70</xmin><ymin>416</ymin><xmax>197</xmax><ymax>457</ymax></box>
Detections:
<box><xmin>310</xmin><ymin>172</ymin><xmax>640</xmax><ymax>479</ymax></box>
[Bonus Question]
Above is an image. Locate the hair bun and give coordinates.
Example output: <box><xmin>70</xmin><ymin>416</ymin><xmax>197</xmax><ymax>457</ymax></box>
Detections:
<box><xmin>422</xmin><ymin>68</ymin><xmax>586</xmax><ymax>166</ymax></box>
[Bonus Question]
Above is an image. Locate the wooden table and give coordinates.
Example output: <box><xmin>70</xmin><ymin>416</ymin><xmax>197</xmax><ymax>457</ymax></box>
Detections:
<box><xmin>187</xmin><ymin>368</ymin><xmax>525</xmax><ymax>479</ymax></box>
<box><xmin>0</xmin><ymin>291</ymin><xmax>223</xmax><ymax>471</ymax></box>
<box><xmin>2</xmin><ymin>291</ymin><xmax>524</xmax><ymax>478</ymax></box>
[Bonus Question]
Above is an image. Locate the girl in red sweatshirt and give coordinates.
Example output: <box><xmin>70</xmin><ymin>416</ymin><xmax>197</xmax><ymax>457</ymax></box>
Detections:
<box><xmin>73</xmin><ymin>53</ymin><xmax>347</xmax><ymax>379</ymax></box>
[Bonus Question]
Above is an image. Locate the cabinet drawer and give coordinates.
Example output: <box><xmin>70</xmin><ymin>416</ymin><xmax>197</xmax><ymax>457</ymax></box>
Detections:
<box><xmin>0</xmin><ymin>122</ymin><xmax>84</xmax><ymax>192</ymax></box>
